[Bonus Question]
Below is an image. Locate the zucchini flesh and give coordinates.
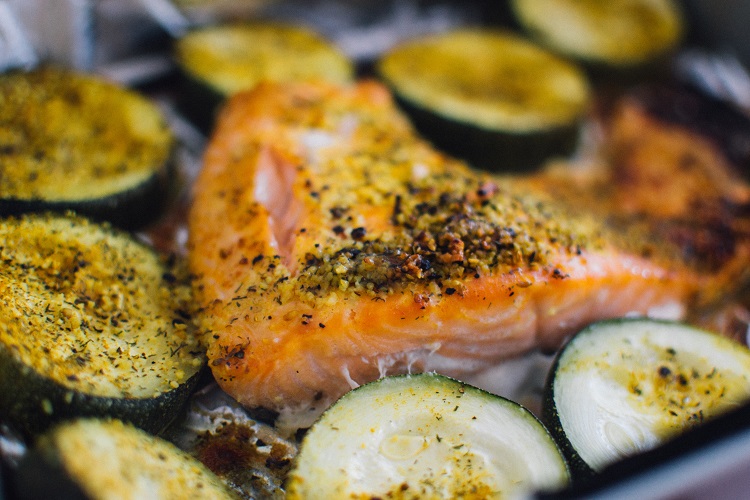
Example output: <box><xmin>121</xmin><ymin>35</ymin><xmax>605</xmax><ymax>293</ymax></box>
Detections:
<box><xmin>17</xmin><ymin>418</ymin><xmax>238</xmax><ymax>500</ymax></box>
<box><xmin>0</xmin><ymin>213</ymin><xmax>204</xmax><ymax>435</ymax></box>
<box><xmin>0</xmin><ymin>67</ymin><xmax>173</xmax><ymax>229</ymax></box>
<box><xmin>376</xmin><ymin>29</ymin><xmax>590</xmax><ymax>171</ymax></box>
<box><xmin>378</xmin><ymin>29</ymin><xmax>589</xmax><ymax>132</ymax></box>
<box><xmin>287</xmin><ymin>373</ymin><xmax>569</xmax><ymax>499</ymax></box>
<box><xmin>175</xmin><ymin>22</ymin><xmax>353</xmax><ymax>98</ymax></box>
<box><xmin>545</xmin><ymin>318</ymin><xmax>750</xmax><ymax>475</ymax></box>
<box><xmin>511</xmin><ymin>0</ymin><xmax>684</xmax><ymax>67</ymax></box>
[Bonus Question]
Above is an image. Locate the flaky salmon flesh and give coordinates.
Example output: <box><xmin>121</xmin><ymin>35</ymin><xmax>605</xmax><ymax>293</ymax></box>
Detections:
<box><xmin>188</xmin><ymin>80</ymin><xmax>750</xmax><ymax>430</ymax></box>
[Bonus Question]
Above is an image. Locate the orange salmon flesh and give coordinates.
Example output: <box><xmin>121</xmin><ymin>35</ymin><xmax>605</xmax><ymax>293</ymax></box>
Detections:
<box><xmin>188</xmin><ymin>80</ymin><xmax>750</xmax><ymax>430</ymax></box>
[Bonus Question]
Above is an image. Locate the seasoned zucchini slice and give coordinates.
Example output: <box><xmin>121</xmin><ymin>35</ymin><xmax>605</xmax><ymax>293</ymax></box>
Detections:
<box><xmin>544</xmin><ymin>318</ymin><xmax>750</xmax><ymax>477</ymax></box>
<box><xmin>15</xmin><ymin>418</ymin><xmax>238</xmax><ymax>500</ymax></box>
<box><xmin>0</xmin><ymin>67</ymin><xmax>174</xmax><ymax>230</ymax></box>
<box><xmin>510</xmin><ymin>0</ymin><xmax>684</xmax><ymax>70</ymax></box>
<box><xmin>0</xmin><ymin>213</ymin><xmax>204</xmax><ymax>436</ymax></box>
<box><xmin>286</xmin><ymin>373</ymin><xmax>569</xmax><ymax>499</ymax></box>
<box><xmin>174</xmin><ymin>22</ymin><xmax>354</xmax><ymax>128</ymax></box>
<box><xmin>377</xmin><ymin>29</ymin><xmax>591</xmax><ymax>172</ymax></box>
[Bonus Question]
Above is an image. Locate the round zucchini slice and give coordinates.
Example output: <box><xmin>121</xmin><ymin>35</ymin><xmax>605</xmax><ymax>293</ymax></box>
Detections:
<box><xmin>376</xmin><ymin>28</ymin><xmax>591</xmax><ymax>172</ymax></box>
<box><xmin>286</xmin><ymin>373</ymin><xmax>569</xmax><ymax>499</ymax></box>
<box><xmin>15</xmin><ymin>418</ymin><xmax>238</xmax><ymax>500</ymax></box>
<box><xmin>0</xmin><ymin>66</ymin><xmax>174</xmax><ymax>230</ymax></box>
<box><xmin>0</xmin><ymin>213</ymin><xmax>204</xmax><ymax>437</ymax></box>
<box><xmin>510</xmin><ymin>0</ymin><xmax>684</xmax><ymax>72</ymax></box>
<box><xmin>174</xmin><ymin>22</ymin><xmax>354</xmax><ymax>129</ymax></box>
<box><xmin>544</xmin><ymin>318</ymin><xmax>750</xmax><ymax>477</ymax></box>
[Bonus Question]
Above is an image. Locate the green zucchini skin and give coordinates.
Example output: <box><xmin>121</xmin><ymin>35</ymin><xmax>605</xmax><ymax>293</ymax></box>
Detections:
<box><xmin>542</xmin><ymin>318</ymin><xmax>750</xmax><ymax>481</ymax></box>
<box><xmin>543</xmin><ymin>357</ymin><xmax>597</xmax><ymax>482</ymax></box>
<box><xmin>175</xmin><ymin>69</ymin><xmax>226</xmax><ymax>134</ymax></box>
<box><xmin>0</xmin><ymin>157</ymin><xmax>172</xmax><ymax>231</ymax></box>
<box><xmin>0</xmin><ymin>348</ymin><xmax>203</xmax><ymax>438</ymax></box>
<box><xmin>0</xmin><ymin>67</ymin><xmax>175</xmax><ymax>230</ymax></box>
<box><xmin>0</xmin><ymin>213</ymin><xmax>205</xmax><ymax>438</ymax></box>
<box><xmin>392</xmin><ymin>92</ymin><xmax>582</xmax><ymax>172</ymax></box>
<box><xmin>14</xmin><ymin>451</ymin><xmax>89</xmax><ymax>500</ymax></box>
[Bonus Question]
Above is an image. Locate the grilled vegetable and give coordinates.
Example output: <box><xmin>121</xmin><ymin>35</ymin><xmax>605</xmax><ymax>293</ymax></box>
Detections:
<box><xmin>174</xmin><ymin>22</ymin><xmax>354</xmax><ymax>129</ymax></box>
<box><xmin>0</xmin><ymin>213</ymin><xmax>204</xmax><ymax>437</ymax></box>
<box><xmin>376</xmin><ymin>28</ymin><xmax>590</xmax><ymax>172</ymax></box>
<box><xmin>14</xmin><ymin>418</ymin><xmax>238</xmax><ymax>500</ymax></box>
<box><xmin>286</xmin><ymin>373</ymin><xmax>569</xmax><ymax>499</ymax></box>
<box><xmin>544</xmin><ymin>318</ymin><xmax>750</xmax><ymax>478</ymax></box>
<box><xmin>510</xmin><ymin>0</ymin><xmax>684</xmax><ymax>74</ymax></box>
<box><xmin>0</xmin><ymin>66</ymin><xmax>174</xmax><ymax>230</ymax></box>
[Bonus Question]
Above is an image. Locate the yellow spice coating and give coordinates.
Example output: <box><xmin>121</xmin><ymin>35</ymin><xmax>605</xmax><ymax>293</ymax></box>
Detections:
<box><xmin>0</xmin><ymin>66</ymin><xmax>172</xmax><ymax>201</ymax></box>
<box><xmin>175</xmin><ymin>23</ymin><xmax>354</xmax><ymax>96</ymax></box>
<box><xmin>0</xmin><ymin>213</ymin><xmax>203</xmax><ymax>398</ymax></box>
<box><xmin>512</xmin><ymin>0</ymin><xmax>684</xmax><ymax>65</ymax></box>
<box><xmin>45</xmin><ymin>419</ymin><xmax>236</xmax><ymax>499</ymax></box>
<box><xmin>378</xmin><ymin>29</ymin><xmax>590</xmax><ymax>131</ymax></box>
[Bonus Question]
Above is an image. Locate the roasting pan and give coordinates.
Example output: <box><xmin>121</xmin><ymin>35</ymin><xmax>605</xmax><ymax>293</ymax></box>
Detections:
<box><xmin>1</xmin><ymin>1</ymin><xmax>749</xmax><ymax>498</ymax></box>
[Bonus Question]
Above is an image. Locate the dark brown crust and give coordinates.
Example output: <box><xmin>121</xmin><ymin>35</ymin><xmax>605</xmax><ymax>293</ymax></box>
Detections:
<box><xmin>524</xmin><ymin>83</ymin><xmax>750</xmax><ymax>312</ymax></box>
<box><xmin>626</xmin><ymin>84</ymin><xmax>750</xmax><ymax>175</ymax></box>
<box><xmin>608</xmin><ymin>85</ymin><xmax>750</xmax><ymax>275</ymax></box>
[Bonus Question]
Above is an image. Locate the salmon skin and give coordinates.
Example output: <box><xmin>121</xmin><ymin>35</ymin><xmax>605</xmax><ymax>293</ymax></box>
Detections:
<box><xmin>187</xmin><ymin>80</ymin><xmax>746</xmax><ymax>431</ymax></box>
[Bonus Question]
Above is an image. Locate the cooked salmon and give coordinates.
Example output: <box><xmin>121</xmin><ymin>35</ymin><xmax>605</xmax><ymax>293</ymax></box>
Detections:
<box><xmin>187</xmin><ymin>80</ymin><xmax>749</xmax><ymax>430</ymax></box>
<box><xmin>520</xmin><ymin>84</ymin><xmax>750</xmax><ymax>330</ymax></box>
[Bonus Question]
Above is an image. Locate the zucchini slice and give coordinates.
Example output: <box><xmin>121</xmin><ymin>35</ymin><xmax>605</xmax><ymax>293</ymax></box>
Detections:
<box><xmin>376</xmin><ymin>28</ymin><xmax>591</xmax><ymax>172</ymax></box>
<box><xmin>544</xmin><ymin>318</ymin><xmax>750</xmax><ymax>477</ymax></box>
<box><xmin>174</xmin><ymin>22</ymin><xmax>354</xmax><ymax>129</ymax></box>
<box><xmin>286</xmin><ymin>373</ymin><xmax>569</xmax><ymax>499</ymax></box>
<box><xmin>15</xmin><ymin>418</ymin><xmax>238</xmax><ymax>500</ymax></box>
<box><xmin>0</xmin><ymin>66</ymin><xmax>174</xmax><ymax>230</ymax></box>
<box><xmin>0</xmin><ymin>213</ymin><xmax>204</xmax><ymax>436</ymax></box>
<box><xmin>510</xmin><ymin>0</ymin><xmax>684</xmax><ymax>71</ymax></box>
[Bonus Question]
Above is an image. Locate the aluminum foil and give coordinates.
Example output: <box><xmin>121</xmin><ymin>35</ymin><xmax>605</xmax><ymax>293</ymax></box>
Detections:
<box><xmin>163</xmin><ymin>383</ymin><xmax>298</xmax><ymax>499</ymax></box>
<box><xmin>0</xmin><ymin>0</ymin><xmax>481</xmax><ymax>84</ymax></box>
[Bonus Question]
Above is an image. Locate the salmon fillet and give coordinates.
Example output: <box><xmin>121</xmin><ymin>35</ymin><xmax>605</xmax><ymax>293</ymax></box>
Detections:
<box><xmin>187</xmin><ymin>80</ymin><xmax>747</xmax><ymax>430</ymax></box>
<box><xmin>521</xmin><ymin>84</ymin><xmax>750</xmax><ymax>326</ymax></box>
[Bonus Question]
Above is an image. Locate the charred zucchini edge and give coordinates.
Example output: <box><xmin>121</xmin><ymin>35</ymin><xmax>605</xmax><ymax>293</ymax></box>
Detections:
<box><xmin>0</xmin><ymin>66</ymin><xmax>174</xmax><ymax>230</ymax></box>
<box><xmin>543</xmin><ymin>318</ymin><xmax>750</xmax><ymax>480</ymax></box>
<box><xmin>0</xmin><ymin>213</ymin><xmax>205</xmax><ymax>437</ymax></box>
<box><xmin>286</xmin><ymin>373</ymin><xmax>569</xmax><ymax>499</ymax></box>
